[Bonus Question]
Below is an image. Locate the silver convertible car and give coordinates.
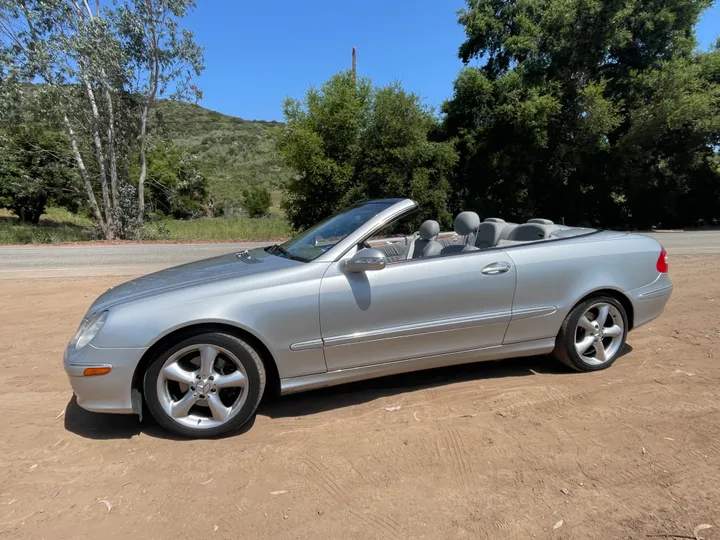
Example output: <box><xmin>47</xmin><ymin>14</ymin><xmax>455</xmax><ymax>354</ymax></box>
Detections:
<box><xmin>64</xmin><ymin>198</ymin><xmax>673</xmax><ymax>438</ymax></box>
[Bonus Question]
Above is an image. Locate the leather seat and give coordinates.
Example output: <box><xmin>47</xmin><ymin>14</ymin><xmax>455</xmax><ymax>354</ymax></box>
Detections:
<box><xmin>407</xmin><ymin>220</ymin><xmax>440</xmax><ymax>259</ymax></box>
<box><xmin>374</xmin><ymin>242</ymin><xmax>409</xmax><ymax>262</ymax></box>
<box><xmin>527</xmin><ymin>218</ymin><xmax>554</xmax><ymax>225</ymax></box>
<box><xmin>506</xmin><ymin>221</ymin><xmax>559</xmax><ymax>241</ymax></box>
<box><xmin>437</xmin><ymin>212</ymin><xmax>481</xmax><ymax>255</ymax></box>
<box><xmin>475</xmin><ymin>218</ymin><xmax>514</xmax><ymax>249</ymax></box>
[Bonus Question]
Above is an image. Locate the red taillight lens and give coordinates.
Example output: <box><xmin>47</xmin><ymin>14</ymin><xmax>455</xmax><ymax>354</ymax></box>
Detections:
<box><xmin>656</xmin><ymin>246</ymin><xmax>668</xmax><ymax>273</ymax></box>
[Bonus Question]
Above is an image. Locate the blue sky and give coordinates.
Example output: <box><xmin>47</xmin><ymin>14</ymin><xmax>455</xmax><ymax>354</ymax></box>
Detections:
<box><xmin>185</xmin><ymin>0</ymin><xmax>720</xmax><ymax>121</ymax></box>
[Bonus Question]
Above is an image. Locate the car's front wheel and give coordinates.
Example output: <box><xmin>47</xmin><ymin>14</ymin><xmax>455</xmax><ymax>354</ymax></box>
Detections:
<box><xmin>553</xmin><ymin>296</ymin><xmax>628</xmax><ymax>372</ymax></box>
<box><xmin>144</xmin><ymin>332</ymin><xmax>266</xmax><ymax>438</ymax></box>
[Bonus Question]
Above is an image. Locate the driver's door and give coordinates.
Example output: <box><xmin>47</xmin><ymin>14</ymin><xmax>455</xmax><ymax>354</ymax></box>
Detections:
<box><xmin>318</xmin><ymin>249</ymin><xmax>517</xmax><ymax>370</ymax></box>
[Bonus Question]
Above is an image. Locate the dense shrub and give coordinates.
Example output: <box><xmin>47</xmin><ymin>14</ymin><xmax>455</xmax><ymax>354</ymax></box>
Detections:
<box><xmin>242</xmin><ymin>185</ymin><xmax>272</xmax><ymax>217</ymax></box>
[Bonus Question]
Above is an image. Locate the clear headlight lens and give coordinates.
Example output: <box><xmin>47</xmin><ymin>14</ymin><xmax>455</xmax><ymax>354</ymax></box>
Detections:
<box><xmin>72</xmin><ymin>311</ymin><xmax>108</xmax><ymax>350</ymax></box>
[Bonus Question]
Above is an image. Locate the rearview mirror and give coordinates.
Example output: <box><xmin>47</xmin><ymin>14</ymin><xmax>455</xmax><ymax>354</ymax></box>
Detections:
<box><xmin>341</xmin><ymin>248</ymin><xmax>387</xmax><ymax>273</ymax></box>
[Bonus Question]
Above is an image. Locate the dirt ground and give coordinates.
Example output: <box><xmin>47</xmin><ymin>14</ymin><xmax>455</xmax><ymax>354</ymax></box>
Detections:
<box><xmin>0</xmin><ymin>255</ymin><xmax>718</xmax><ymax>540</ymax></box>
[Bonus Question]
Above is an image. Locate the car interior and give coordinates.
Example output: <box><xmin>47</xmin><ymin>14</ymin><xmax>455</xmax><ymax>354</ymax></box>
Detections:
<box><xmin>367</xmin><ymin>211</ymin><xmax>596</xmax><ymax>263</ymax></box>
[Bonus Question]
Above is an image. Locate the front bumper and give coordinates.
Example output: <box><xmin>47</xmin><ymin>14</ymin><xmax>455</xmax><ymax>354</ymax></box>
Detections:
<box><xmin>63</xmin><ymin>344</ymin><xmax>147</xmax><ymax>414</ymax></box>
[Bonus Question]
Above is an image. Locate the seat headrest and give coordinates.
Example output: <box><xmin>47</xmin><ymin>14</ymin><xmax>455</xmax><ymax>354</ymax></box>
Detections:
<box><xmin>475</xmin><ymin>220</ymin><xmax>506</xmax><ymax>248</ymax></box>
<box><xmin>483</xmin><ymin>217</ymin><xmax>505</xmax><ymax>223</ymax></box>
<box><xmin>418</xmin><ymin>220</ymin><xmax>440</xmax><ymax>240</ymax></box>
<box><xmin>527</xmin><ymin>218</ymin><xmax>554</xmax><ymax>225</ymax></box>
<box><xmin>454</xmin><ymin>212</ymin><xmax>480</xmax><ymax>235</ymax></box>
<box><xmin>507</xmin><ymin>223</ymin><xmax>554</xmax><ymax>241</ymax></box>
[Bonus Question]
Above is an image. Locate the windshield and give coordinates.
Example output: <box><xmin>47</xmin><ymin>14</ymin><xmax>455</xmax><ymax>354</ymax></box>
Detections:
<box><xmin>269</xmin><ymin>201</ymin><xmax>396</xmax><ymax>262</ymax></box>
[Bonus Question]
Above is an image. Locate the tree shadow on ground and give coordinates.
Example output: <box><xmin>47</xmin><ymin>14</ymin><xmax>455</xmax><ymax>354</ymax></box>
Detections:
<box><xmin>0</xmin><ymin>214</ymin><xmax>89</xmax><ymax>231</ymax></box>
<box><xmin>63</xmin><ymin>344</ymin><xmax>633</xmax><ymax>441</ymax></box>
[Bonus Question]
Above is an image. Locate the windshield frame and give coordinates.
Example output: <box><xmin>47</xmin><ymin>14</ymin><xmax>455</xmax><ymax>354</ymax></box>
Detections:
<box><xmin>269</xmin><ymin>199</ymin><xmax>418</xmax><ymax>263</ymax></box>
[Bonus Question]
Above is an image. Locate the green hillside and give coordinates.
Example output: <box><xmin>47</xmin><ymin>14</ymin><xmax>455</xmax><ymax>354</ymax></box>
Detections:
<box><xmin>151</xmin><ymin>100</ymin><xmax>292</xmax><ymax>206</ymax></box>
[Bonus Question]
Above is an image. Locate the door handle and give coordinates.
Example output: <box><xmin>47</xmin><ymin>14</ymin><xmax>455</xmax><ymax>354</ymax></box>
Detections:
<box><xmin>481</xmin><ymin>261</ymin><xmax>512</xmax><ymax>275</ymax></box>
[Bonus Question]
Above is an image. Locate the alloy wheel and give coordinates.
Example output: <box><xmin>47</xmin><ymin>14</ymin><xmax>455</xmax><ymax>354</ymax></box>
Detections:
<box><xmin>156</xmin><ymin>344</ymin><xmax>249</xmax><ymax>430</ymax></box>
<box><xmin>574</xmin><ymin>301</ymin><xmax>624</xmax><ymax>366</ymax></box>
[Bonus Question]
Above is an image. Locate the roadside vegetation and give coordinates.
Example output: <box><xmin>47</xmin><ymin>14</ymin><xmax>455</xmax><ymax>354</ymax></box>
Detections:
<box><xmin>140</xmin><ymin>214</ymin><xmax>289</xmax><ymax>242</ymax></box>
<box><xmin>1</xmin><ymin>0</ymin><xmax>718</xmax><ymax>246</ymax></box>
<box><xmin>0</xmin><ymin>206</ymin><xmax>290</xmax><ymax>244</ymax></box>
<box><xmin>0</xmin><ymin>207</ymin><xmax>94</xmax><ymax>244</ymax></box>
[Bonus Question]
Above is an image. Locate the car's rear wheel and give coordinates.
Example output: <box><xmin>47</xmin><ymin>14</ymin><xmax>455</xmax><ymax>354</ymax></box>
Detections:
<box><xmin>553</xmin><ymin>296</ymin><xmax>628</xmax><ymax>372</ymax></box>
<box><xmin>144</xmin><ymin>332</ymin><xmax>266</xmax><ymax>438</ymax></box>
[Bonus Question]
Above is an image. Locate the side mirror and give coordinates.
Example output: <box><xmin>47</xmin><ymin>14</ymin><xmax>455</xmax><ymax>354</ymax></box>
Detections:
<box><xmin>341</xmin><ymin>247</ymin><xmax>387</xmax><ymax>273</ymax></box>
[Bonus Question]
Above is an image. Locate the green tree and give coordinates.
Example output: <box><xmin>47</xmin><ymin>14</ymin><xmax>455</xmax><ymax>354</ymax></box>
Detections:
<box><xmin>113</xmin><ymin>0</ymin><xmax>204</xmax><ymax>222</ymax></box>
<box><xmin>443</xmin><ymin>0</ymin><xmax>720</xmax><ymax>228</ymax></box>
<box><xmin>242</xmin><ymin>185</ymin><xmax>272</xmax><ymax>218</ymax></box>
<box><xmin>0</xmin><ymin>0</ymin><xmax>203</xmax><ymax>237</ymax></box>
<box><xmin>0</xmin><ymin>126</ymin><xmax>80</xmax><ymax>223</ymax></box>
<box><xmin>1</xmin><ymin>0</ymin><xmax>123</xmax><ymax>235</ymax></box>
<box><xmin>140</xmin><ymin>141</ymin><xmax>208</xmax><ymax>219</ymax></box>
<box><xmin>277</xmin><ymin>71</ymin><xmax>457</xmax><ymax>231</ymax></box>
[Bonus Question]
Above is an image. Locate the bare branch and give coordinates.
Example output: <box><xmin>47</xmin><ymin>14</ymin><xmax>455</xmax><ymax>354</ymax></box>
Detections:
<box><xmin>18</xmin><ymin>1</ymin><xmax>35</xmax><ymax>35</ymax></box>
<box><xmin>82</xmin><ymin>0</ymin><xmax>94</xmax><ymax>18</ymax></box>
<box><xmin>69</xmin><ymin>0</ymin><xmax>86</xmax><ymax>18</ymax></box>
<box><xmin>0</xmin><ymin>19</ymin><xmax>26</xmax><ymax>51</ymax></box>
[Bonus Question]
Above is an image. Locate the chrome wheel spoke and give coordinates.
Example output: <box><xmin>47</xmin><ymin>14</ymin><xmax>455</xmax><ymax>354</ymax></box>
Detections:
<box><xmin>199</xmin><ymin>345</ymin><xmax>218</xmax><ymax>378</ymax></box>
<box><xmin>214</xmin><ymin>370</ymin><xmax>247</xmax><ymax>389</ymax></box>
<box><xmin>157</xmin><ymin>342</ymin><xmax>251</xmax><ymax>430</ymax></box>
<box><xmin>207</xmin><ymin>393</ymin><xmax>230</xmax><ymax>422</ymax></box>
<box><xmin>604</xmin><ymin>325</ymin><xmax>623</xmax><ymax>338</ymax></box>
<box><xmin>579</xmin><ymin>316</ymin><xmax>594</xmax><ymax>332</ymax></box>
<box><xmin>576</xmin><ymin>335</ymin><xmax>595</xmax><ymax>355</ymax></box>
<box><xmin>574</xmin><ymin>302</ymin><xmax>625</xmax><ymax>366</ymax></box>
<box><xmin>162</xmin><ymin>362</ymin><xmax>197</xmax><ymax>385</ymax></box>
<box><xmin>171</xmin><ymin>391</ymin><xmax>198</xmax><ymax>418</ymax></box>
<box><xmin>596</xmin><ymin>304</ymin><xmax>610</xmax><ymax>327</ymax></box>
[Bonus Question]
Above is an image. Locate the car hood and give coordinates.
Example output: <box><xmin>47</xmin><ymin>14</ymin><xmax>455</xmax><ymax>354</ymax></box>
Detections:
<box><xmin>89</xmin><ymin>247</ymin><xmax>299</xmax><ymax>313</ymax></box>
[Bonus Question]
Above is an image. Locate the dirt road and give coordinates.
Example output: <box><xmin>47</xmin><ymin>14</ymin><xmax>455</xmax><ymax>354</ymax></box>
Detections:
<box><xmin>1</xmin><ymin>255</ymin><xmax>718</xmax><ymax>539</ymax></box>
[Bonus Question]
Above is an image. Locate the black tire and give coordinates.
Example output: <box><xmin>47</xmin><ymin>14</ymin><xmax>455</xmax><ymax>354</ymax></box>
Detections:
<box><xmin>144</xmin><ymin>332</ymin><xmax>266</xmax><ymax>438</ymax></box>
<box><xmin>552</xmin><ymin>295</ymin><xmax>628</xmax><ymax>372</ymax></box>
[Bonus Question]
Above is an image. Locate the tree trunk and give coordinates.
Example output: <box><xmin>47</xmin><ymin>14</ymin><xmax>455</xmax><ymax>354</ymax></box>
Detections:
<box><xmin>81</xmin><ymin>0</ymin><xmax>119</xmax><ymax>211</ymax></box>
<box><xmin>104</xmin><ymin>86</ymin><xmax>119</xmax><ymax>209</ymax></box>
<box><xmin>81</xmin><ymin>77</ymin><xmax>114</xmax><ymax>230</ymax></box>
<box><xmin>138</xmin><ymin>102</ymin><xmax>149</xmax><ymax>222</ymax></box>
<box><xmin>137</xmin><ymin>3</ymin><xmax>160</xmax><ymax>223</ymax></box>
<box><xmin>24</xmin><ymin>191</ymin><xmax>48</xmax><ymax>224</ymax></box>
<box><xmin>62</xmin><ymin>114</ymin><xmax>108</xmax><ymax>238</ymax></box>
<box><xmin>138</xmin><ymin>81</ymin><xmax>158</xmax><ymax>224</ymax></box>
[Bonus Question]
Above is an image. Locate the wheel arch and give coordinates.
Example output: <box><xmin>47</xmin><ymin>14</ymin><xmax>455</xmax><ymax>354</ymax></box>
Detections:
<box><xmin>572</xmin><ymin>287</ymin><xmax>635</xmax><ymax>330</ymax></box>
<box><xmin>131</xmin><ymin>322</ymin><xmax>281</xmax><ymax>401</ymax></box>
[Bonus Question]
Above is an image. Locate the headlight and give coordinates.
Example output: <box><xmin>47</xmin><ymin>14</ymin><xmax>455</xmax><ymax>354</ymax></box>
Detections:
<box><xmin>72</xmin><ymin>311</ymin><xmax>108</xmax><ymax>350</ymax></box>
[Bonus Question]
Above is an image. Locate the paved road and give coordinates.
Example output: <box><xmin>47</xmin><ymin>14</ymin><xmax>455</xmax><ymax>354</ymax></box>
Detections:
<box><xmin>0</xmin><ymin>231</ymin><xmax>717</xmax><ymax>279</ymax></box>
<box><xmin>645</xmin><ymin>230</ymin><xmax>720</xmax><ymax>254</ymax></box>
<box><xmin>0</xmin><ymin>242</ymin><xmax>271</xmax><ymax>279</ymax></box>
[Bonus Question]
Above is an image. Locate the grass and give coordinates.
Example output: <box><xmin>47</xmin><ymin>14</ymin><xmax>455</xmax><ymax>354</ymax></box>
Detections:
<box><xmin>0</xmin><ymin>207</ymin><xmax>291</xmax><ymax>245</ymax></box>
<box><xmin>0</xmin><ymin>207</ymin><xmax>96</xmax><ymax>244</ymax></box>
<box><xmin>142</xmin><ymin>215</ymin><xmax>291</xmax><ymax>241</ymax></box>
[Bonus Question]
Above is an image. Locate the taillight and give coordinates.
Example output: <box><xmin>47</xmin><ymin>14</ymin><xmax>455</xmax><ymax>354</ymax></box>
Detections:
<box><xmin>656</xmin><ymin>246</ymin><xmax>668</xmax><ymax>273</ymax></box>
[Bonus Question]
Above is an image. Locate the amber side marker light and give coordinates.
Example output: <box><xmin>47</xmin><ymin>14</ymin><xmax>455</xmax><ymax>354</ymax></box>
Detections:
<box><xmin>83</xmin><ymin>366</ymin><xmax>112</xmax><ymax>376</ymax></box>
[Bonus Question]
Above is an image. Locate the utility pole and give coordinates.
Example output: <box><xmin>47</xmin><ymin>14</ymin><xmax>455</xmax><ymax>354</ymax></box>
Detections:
<box><xmin>351</xmin><ymin>46</ymin><xmax>357</xmax><ymax>84</ymax></box>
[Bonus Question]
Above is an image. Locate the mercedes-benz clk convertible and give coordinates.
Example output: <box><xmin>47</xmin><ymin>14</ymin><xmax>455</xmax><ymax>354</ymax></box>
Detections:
<box><xmin>64</xmin><ymin>198</ymin><xmax>673</xmax><ymax>438</ymax></box>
